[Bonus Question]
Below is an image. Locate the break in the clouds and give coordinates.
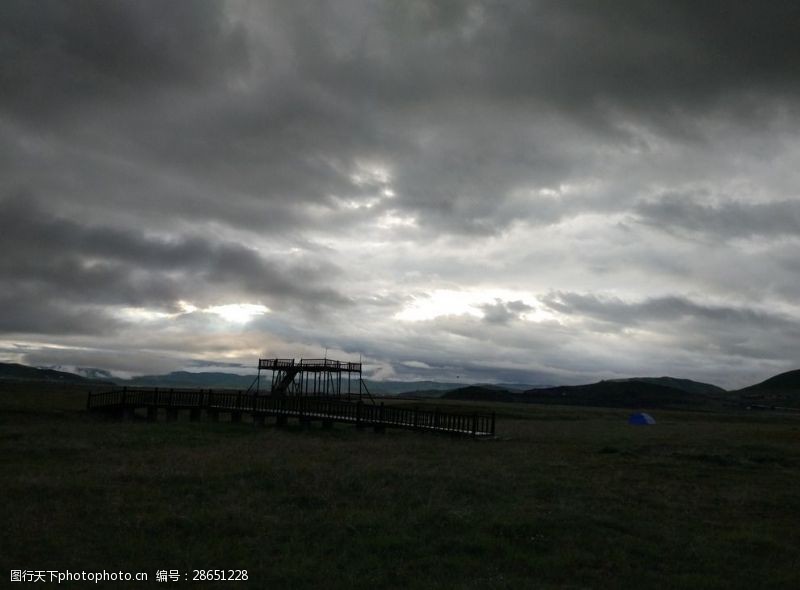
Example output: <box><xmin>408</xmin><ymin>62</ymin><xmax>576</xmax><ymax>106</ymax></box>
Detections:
<box><xmin>2</xmin><ymin>1</ymin><xmax>800</xmax><ymax>388</ymax></box>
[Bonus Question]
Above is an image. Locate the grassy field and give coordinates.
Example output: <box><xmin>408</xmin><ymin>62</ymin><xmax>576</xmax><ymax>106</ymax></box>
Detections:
<box><xmin>2</xmin><ymin>382</ymin><xmax>800</xmax><ymax>589</ymax></box>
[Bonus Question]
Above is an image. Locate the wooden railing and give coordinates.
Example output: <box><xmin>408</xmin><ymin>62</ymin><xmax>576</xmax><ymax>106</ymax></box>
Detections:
<box><xmin>259</xmin><ymin>358</ymin><xmax>362</xmax><ymax>372</ymax></box>
<box><xmin>86</xmin><ymin>387</ymin><xmax>495</xmax><ymax>437</ymax></box>
<box><xmin>258</xmin><ymin>358</ymin><xmax>295</xmax><ymax>370</ymax></box>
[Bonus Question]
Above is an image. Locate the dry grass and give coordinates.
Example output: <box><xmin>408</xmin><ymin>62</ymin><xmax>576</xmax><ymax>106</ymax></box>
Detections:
<box><xmin>2</xmin><ymin>382</ymin><xmax>800</xmax><ymax>588</ymax></box>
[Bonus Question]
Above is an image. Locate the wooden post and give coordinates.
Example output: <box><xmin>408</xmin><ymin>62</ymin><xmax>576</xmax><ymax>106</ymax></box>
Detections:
<box><xmin>277</xmin><ymin>398</ymin><xmax>287</xmax><ymax>426</ymax></box>
<box><xmin>373</xmin><ymin>402</ymin><xmax>385</xmax><ymax>433</ymax></box>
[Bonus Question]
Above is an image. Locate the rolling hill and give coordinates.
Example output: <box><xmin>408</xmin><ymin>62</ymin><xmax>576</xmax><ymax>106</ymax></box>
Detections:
<box><xmin>110</xmin><ymin>374</ymin><xmax>538</xmax><ymax>395</ymax></box>
<box><xmin>733</xmin><ymin>369</ymin><xmax>800</xmax><ymax>408</ymax></box>
<box><xmin>443</xmin><ymin>376</ymin><xmax>729</xmax><ymax>410</ymax></box>
<box><xmin>610</xmin><ymin>376</ymin><xmax>726</xmax><ymax>396</ymax></box>
<box><xmin>118</xmin><ymin>371</ymin><xmax>257</xmax><ymax>390</ymax></box>
<box><xmin>441</xmin><ymin>385</ymin><xmax>520</xmax><ymax>403</ymax></box>
<box><xmin>522</xmin><ymin>378</ymin><xmax>726</xmax><ymax>409</ymax></box>
<box><xmin>0</xmin><ymin>362</ymin><xmax>98</xmax><ymax>383</ymax></box>
<box><xmin>7</xmin><ymin>358</ymin><xmax>800</xmax><ymax>411</ymax></box>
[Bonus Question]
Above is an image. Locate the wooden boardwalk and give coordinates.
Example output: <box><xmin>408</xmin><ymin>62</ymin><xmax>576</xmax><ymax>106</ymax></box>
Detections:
<box><xmin>86</xmin><ymin>387</ymin><xmax>496</xmax><ymax>437</ymax></box>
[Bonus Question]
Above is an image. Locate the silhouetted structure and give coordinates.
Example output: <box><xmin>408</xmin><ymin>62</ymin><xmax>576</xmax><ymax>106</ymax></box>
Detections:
<box><xmin>256</xmin><ymin>358</ymin><xmax>369</xmax><ymax>400</ymax></box>
<box><xmin>85</xmin><ymin>356</ymin><xmax>496</xmax><ymax>437</ymax></box>
<box><xmin>85</xmin><ymin>387</ymin><xmax>496</xmax><ymax>437</ymax></box>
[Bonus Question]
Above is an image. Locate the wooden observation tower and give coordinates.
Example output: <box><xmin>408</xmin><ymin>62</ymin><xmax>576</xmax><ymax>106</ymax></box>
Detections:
<box><xmin>256</xmin><ymin>358</ymin><xmax>371</xmax><ymax>400</ymax></box>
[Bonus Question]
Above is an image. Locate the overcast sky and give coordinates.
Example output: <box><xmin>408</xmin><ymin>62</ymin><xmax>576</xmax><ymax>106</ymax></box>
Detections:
<box><xmin>2</xmin><ymin>1</ymin><xmax>800</xmax><ymax>388</ymax></box>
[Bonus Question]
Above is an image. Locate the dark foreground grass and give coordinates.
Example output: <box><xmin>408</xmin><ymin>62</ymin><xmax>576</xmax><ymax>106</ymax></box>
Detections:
<box><xmin>2</xmin><ymin>383</ymin><xmax>800</xmax><ymax>589</ymax></box>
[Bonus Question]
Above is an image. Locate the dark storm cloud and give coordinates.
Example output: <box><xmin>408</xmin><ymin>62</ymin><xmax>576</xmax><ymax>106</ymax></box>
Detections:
<box><xmin>3</xmin><ymin>1</ymin><xmax>800</xmax><ymax>385</ymax></box>
<box><xmin>7</xmin><ymin>0</ymin><xmax>799</xmax><ymax>236</ymax></box>
<box><xmin>273</xmin><ymin>1</ymin><xmax>800</xmax><ymax>110</ymax></box>
<box><xmin>470</xmin><ymin>1</ymin><xmax>800</xmax><ymax>118</ymax></box>
<box><xmin>0</xmin><ymin>0</ymin><xmax>248</xmax><ymax>120</ymax></box>
<box><xmin>0</xmin><ymin>195</ymin><xmax>349</xmax><ymax>326</ymax></box>
<box><xmin>237</xmin><ymin>1</ymin><xmax>800</xmax><ymax>235</ymax></box>
<box><xmin>2</xmin><ymin>0</ymin><xmax>797</xmax><ymax>243</ymax></box>
<box><xmin>0</xmin><ymin>289</ymin><xmax>122</xmax><ymax>336</ymax></box>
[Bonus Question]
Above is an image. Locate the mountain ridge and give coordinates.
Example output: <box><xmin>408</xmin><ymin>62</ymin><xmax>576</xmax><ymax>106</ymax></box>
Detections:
<box><xmin>732</xmin><ymin>369</ymin><xmax>800</xmax><ymax>407</ymax></box>
<box><xmin>3</xmin><ymin>362</ymin><xmax>800</xmax><ymax>409</ymax></box>
<box><xmin>443</xmin><ymin>376</ymin><xmax>733</xmax><ymax>409</ymax></box>
<box><xmin>0</xmin><ymin>362</ymin><xmax>98</xmax><ymax>383</ymax></box>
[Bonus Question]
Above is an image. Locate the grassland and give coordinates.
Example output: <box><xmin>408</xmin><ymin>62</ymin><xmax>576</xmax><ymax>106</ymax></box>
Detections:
<box><xmin>2</xmin><ymin>382</ymin><xmax>800</xmax><ymax>589</ymax></box>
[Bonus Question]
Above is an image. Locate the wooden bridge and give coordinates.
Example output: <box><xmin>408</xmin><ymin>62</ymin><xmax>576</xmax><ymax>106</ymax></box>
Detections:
<box><xmin>86</xmin><ymin>387</ymin><xmax>496</xmax><ymax>437</ymax></box>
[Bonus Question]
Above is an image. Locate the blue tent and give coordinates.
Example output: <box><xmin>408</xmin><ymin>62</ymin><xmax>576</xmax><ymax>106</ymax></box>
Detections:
<box><xmin>628</xmin><ymin>412</ymin><xmax>656</xmax><ymax>425</ymax></box>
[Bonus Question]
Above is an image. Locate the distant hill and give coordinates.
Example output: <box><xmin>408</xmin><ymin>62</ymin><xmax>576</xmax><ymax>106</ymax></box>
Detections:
<box><xmin>364</xmin><ymin>380</ymin><xmax>461</xmax><ymax>395</ymax></box>
<box><xmin>71</xmin><ymin>367</ymin><xmax>116</xmax><ymax>381</ymax></box>
<box><xmin>442</xmin><ymin>386</ymin><xmax>519</xmax><ymax>402</ymax></box>
<box><xmin>0</xmin><ymin>362</ymin><xmax>97</xmax><ymax>383</ymax></box>
<box><xmin>3</xmin><ymin>360</ymin><xmax>757</xmax><ymax>411</ymax></box>
<box><xmin>606</xmin><ymin>376</ymin><xmax>726</xmax><ymax>396</ymax></box>
<box><xmin>441</xmin><ymin>376</ymin><xmax>728</xmax><ymax>409</ymax></box>
<box><xmin>737</xmin><ymin>369</ymin><xmax>800</xmax><ymax>393</ymax></box>
<box><xmin>522</xmin><ymin>378</ymin><xmax>725</xmax><ymax>409</ymax></box>
<box><xmin>117</xmin><ymin>371</ymin><xmax>257</xmax><ymax>390</ymax></box>
<box><xmin>734</xmin><ymin>369</ymin><xmax>800</xmax><ymax>408</ymax></box>
<box><xmin>365</xmin><ymin>380</ymin><xmax>537</xmax><ymax>396</ymax></box>
<box><xmin>1</xmin><ymin>362</ymin><xmax>539</xmax><ymax>394</ymax></box>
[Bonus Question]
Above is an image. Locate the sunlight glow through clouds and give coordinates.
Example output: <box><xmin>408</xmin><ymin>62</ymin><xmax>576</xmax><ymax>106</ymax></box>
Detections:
<box><xmin>376</xmin><ymin>212</ymin><xmax>417</xmax><ymax>229</ymax></box>
<box><xmin>393</xmin><ymin>289</ymin><xmax>556</xmax><ymax>322</ymax></box>
<box><xmin>179</xmin><ymin>300</ymin><xmax>270</xmax><ymax>323</ymax></box>
<box><xmin>118</xmin><ymin>307</ymin><xmax>172</xmax><ymax>321</ymax></box>
<box><xmin>394</xmin><ymin>290</ymin><xmax>483</xmax><ymax>321</ymax></box>
<box><xmin>119</xmin><ymin>302</ymin><xmax>270</xmax><ymax>324</ymax></box>
<box><xmin>206</xmin><ymin>303</ymin><xmax>271</xmax><ymax>323</ymax></box>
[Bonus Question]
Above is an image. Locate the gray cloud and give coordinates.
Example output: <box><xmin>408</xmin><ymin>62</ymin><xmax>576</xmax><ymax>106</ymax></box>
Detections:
<box><xmin>480</xmin><ymin>299</ymin><xmax>534</xmax><ymax>324</ymax></box>
<box><xmin>539</xmin><ymin>291</ymin><xmax>800</xmax><ymax>368</ymax></box>
<box><xmin>539</xmin><ymin>291</ymin><xmax>788</xmax><ymax>328</ymax></box>
<box><xmin>635</xmin><ymin>194</ymin><xmax>800</xmax><ymax>239</ymax></box>
<box><xmin>0</xmin><ymin>0</ymin><xmax>248</xmax><ymax>121</ymax></box>
<box><xmin>2</xmin><ymin>1</ymin><xmax>800</xmax><ymax>387</ymax></box>
<box><xmin>0</xmin><ymin>289</ymin><xmax>122</xmax><ymax>336</ymax></box>
<box><xmin>0</xmin><ymin>195</ymin><xmax>350</xmax><ymax>324</ymax></box>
